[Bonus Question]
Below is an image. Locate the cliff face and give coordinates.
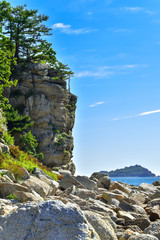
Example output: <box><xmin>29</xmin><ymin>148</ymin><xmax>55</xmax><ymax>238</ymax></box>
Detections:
<box><xmin>7</xmin><ymin>63</ymin><xmax>77</xmax><ymax>174</ymax></box>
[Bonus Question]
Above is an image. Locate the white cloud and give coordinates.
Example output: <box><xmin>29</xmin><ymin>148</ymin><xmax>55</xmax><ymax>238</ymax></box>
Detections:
<box><xmin>87</xmin><ymin>11</ymin><xmax>93</xmax><ymax>15</ymax></box>
<box><xmin>75</xmin><ymin>64</ymin><xmax>148</xmax><ymax>79</ymax></box>
<box><xmin>123</xmin><ymin>7</ymin><xmax>144</xmax><ymax>12</ymax></box>
<box><xmin>113</xmin><ymin>109</ymin><xmax>160</xmax><ymax>121</ymax></box>
<box><xmin>75</xmin><ymin>70</ymin><xmax>113</xmax><ymax>78</ymax></box>
<box><xmin>52</xmin><ymin>22</ymin><xmax>95</xmax><ymax>34</ymax></box>
<box><xmin>121</xmin><ymin>7</ymin><xmax>154</xmax><ymax>15</ymax></box>
<box><xmin>139</xmin><ymin>110</ymin><xmax>160</xmax><ymax>116</ymax></box>
<box><xmin>89</xmin><ymin>102</ymin><xmax>105</xmax><ymax>108</ymax></box>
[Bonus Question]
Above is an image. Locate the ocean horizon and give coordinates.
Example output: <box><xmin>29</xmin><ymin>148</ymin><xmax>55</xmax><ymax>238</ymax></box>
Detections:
<box><xmin>110</xmin><ymin>176</ymin><xmax>160</xmax><ymax>186</ymax></box>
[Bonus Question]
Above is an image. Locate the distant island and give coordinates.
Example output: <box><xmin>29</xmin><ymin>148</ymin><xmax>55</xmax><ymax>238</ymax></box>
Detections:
<box><xmin>100</xmin><ymin>165</ymin><xmax>156</xmax><ymax>177</ymax></box>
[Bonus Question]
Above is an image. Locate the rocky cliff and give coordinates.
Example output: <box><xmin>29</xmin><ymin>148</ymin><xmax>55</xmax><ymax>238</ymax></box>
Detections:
<box><xmin>6</xmin><ymin>63</ymin><xmax>77</xmax><ymax>174</ymax></box>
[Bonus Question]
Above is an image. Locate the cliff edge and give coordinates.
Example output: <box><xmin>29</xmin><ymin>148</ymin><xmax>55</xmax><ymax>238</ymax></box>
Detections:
<box><xmin>6</xmin><ymin>63</ymin><xmax>77</xmax><ymax>174</ymax></box>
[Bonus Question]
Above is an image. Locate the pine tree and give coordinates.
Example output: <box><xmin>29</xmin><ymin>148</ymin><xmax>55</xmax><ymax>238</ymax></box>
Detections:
<box><xmin>0</xmin><ymin>1</ymin><xmax>52</xmax><ymax>63</ymax></box>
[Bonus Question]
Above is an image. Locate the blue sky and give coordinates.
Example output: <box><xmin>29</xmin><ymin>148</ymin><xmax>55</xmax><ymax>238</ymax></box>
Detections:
<box><xmin>9</xmin><ymin>0</ymin><xmax>160</xmax><ymax>175</ymax></box>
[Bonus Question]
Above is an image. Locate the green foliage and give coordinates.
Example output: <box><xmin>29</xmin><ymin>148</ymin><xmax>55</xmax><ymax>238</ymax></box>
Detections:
<box><xmin>0</xmin><ymin>145</ymin><xmax>58</xmax><ymax>181</ymax></box>
<box><xmin>0</xmin><ymin>1</ymin><xmax>73</xmax><ymax>81</ymax></box>
<box><xmin>3</xmin><ymin>131</ymin><xmax>14</xmax><ymax>145</ymax></box>
<box><xmin>0</xmin><ymin>33</ymin><xmax>17</xmax><ymax>110</ymax></box>
<box><xmin>4</xmin><ymin>107</ymin><xmax>33</xmax><ymax>133</ymax></box>
<box><xmin>53</xmin><ymin>61</ymin><xmax>73</xmax><ymax>81</ymax></box>
<box><xmin>6</xmin><ymin>193</ymin><xmax>19</xmax><ymax>200</ymax></box>
<box><xmin>55</xmin><ymin>132</ymin><xmax>71</xmax><ymax>146</ymax></box>
<box><xmin>20</xmin><ymin>131</ymin><xmax>44</xmax><ymax>160</ymax></box>
<box><xmin>0</xmin><ymin>1</ymin><xmax>52</xmax><ymax>63</ymax></box>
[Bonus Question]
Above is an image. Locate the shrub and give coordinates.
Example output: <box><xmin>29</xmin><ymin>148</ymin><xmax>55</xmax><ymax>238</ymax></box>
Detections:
<box><xmin>3</xmin><ymin>131</ymin><xmax>14</xmax><ymax>145</ymax></box>
<box><xmin>7</xmin><ymin>145</ymin><xmax>58</xmax><ymax>181</ymax></box>
<box><xmin>20</xmin><ymin>131</ymin><xmax>44</xmax><ymax>160</ymax></box>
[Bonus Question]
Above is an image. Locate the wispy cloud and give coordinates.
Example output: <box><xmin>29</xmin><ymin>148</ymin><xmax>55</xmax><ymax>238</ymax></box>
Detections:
<box><xmin>52</xmin><ymin>23</ymin><xmax>96</xmax><ymax>34</ymax></box>
<box><xmin>75</xmin><ymin>64</ymin><xmax>148</xmax><ymax>78</ymax></box>
<box><xmin>123</xmin><ymin>7</ymin><xmax>144</xmax><ymax>12</ymax></box>
<box><xmin>75</xmin><ymin>70</ymin><xmax>113</xmax><ymax>78</ymax></box>
<box><xmin>89</xmin><ymin>102</ymin><xmax>105</xmax><ymax>108</ymax></box>
<box><xmin>121</xmin><ymin>7</ymin><xmax>154</xmax><ymax>15</ymax></box>
<box><xmin>113</xmin><ymin>109</ymin><xmax>160</xmax><ymax>121</ymax></box>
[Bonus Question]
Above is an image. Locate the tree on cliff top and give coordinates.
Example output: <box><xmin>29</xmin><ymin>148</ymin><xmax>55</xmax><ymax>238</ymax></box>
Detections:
<box><xmin>0</xmin><ymin>1</ymin><xmax>53</xmax><ymax>63</ymax></box>
<box><xmin>0</xmin><ymin>0</ymin><xmax>73</xmax><ymax>81</ymax></box>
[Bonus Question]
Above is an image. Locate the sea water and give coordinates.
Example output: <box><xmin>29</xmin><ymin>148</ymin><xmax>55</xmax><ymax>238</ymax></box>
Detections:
<box><xmin>110</xmin><ymin>177</ymin><xmax>160</xmax><ymax>186</ymax></box>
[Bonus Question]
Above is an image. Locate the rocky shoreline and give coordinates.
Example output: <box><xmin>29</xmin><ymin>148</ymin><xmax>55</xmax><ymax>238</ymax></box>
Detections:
<box><xmin>0</xmin><ymin>169</ymin><xmax>160</xmax><ymax>239</ymax></box>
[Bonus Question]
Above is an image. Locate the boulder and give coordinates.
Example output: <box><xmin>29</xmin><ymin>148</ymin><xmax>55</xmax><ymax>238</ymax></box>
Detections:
<box><xmin>60</xmin><ymin>175</ymin><xmax>86</xmax><ymax>190</ymax></box>
<box><xmin>33</xmin><ymin>168</ymin><xmax>59</xmax><ymax>195</ymax></box>
<box><xmin>144</xmin><ymin>220</ymin><xmax>160</xmax><ymax>239</ymax></box>
<box><xmin>129</xmin><ymin>191</ymin><xmax>148</xmax><ymax>205</ymax></box>
<box><xmin>97</xmin><ymin>175</ymin><xmax>111</xmax><ymax>189</ymax></box>
<box><xmin>0</xmin><ymin>170</ymin><xmax>15</xmax><ymax>182</ymax></box>
<box><xmin>139</xmin><ymin>183</ymin><xmax>158</xmax><ymax>194</ymax></box>
<box><xmin>153</xmin><ymin>180</ymin><xmax>160</xmax><ymax>186</ymax></box>
<box><xmin>76</xmin><ymin>188</ymin><xmax>96</xmax><ymax>199</ymax></box>
<box><xmin>90</xmin><ymin>172</ymin><xmax>109</xmax><ymax>180</ymax></box>
<box><xmin>119</xmin><ymin>229</ymin><xmax>138</xmax><ymax>240</ymax></box>
<box><xmin>14</xmin><ymin>190</ymin><xmax>43</xmax><ymax>202</ymax></box>
<box><xmin>84</xmin><ymin>210</ymin><xmax>118</xmax><ymax>240</ymax></box>
<box><xmin>0</xmin><ymin>200</ymin><xmax>100</xmax><ymax>240</ymax></box>
<box><xmin>128</xmin><ymin>234</ymin><xmax>158</xmax><ymax>240</ymax></box>
<box><xmin>22</xmin><ymin>176</ymin><xmax>51</xmax><ymax>198</ymax></box>
<box><xmin>126</xmin><ymin>217</ymin><xmax>150</xmax><ymax>231</ymax></box>
<box><xmin>110</xmin><ymin>181</ymin><xmax>131</xmax><ymax>194</ymax></box>
<box><xmin>75</xmin><ymin>176</ymin><xmax>96</xmax><ymax>190</ymax></box>
<box><xmin>0</xmin><ymin>182</ymin><xmax>29</xmax><ymax>198</ymax></box>
<box><xmin>103</xmin><ymin>191</ymin><xmax>125</xmax><ymax>202</ymax></box>
<box><xmin>117</xmin><ymin>210</ymin><xmax>135</xmax><ymax>222</ymax></box>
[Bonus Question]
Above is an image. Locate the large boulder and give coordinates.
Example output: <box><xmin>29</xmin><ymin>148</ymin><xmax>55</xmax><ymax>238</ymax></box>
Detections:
<box><xmin>90</xmin><ymin>172</ymin><xmax>109</xmax><ymax>180</ymax></box>
<box><xmin>0</xmin><ymin>200</ymin><xmax>100</xmax><ymax>240</ymax></box>
<box><xmin>76</xmin><ymin>176</ymin><xmax>96</xmax><ymax>190</ymax></box>
<box><xmin>60</xmin><ymin>175</ymin><xmax>86</xmax><ymax>190</ymax></box>
<box><xmin>84</xmin><ymin>210</ymin><xmax>118</xmax><ymax>240</ymax></box>
<box><xmin>97</xmin><ymin>175</ymin><xmax>111</xmax><ymax>189</ymax></box>
<box><xmin>0</xmin><ymin>182</ymin><xmax>29</xmax><ymax>198</ymax></box>
<box><xmin>144</xmin><ymin>220</ymin><xmax>160</xmax><ymax>239</ymax></box>
<box><xmin>22</xmin><ymin>176</ymin><xmax>52</xmax><ymax>198</ymax></box>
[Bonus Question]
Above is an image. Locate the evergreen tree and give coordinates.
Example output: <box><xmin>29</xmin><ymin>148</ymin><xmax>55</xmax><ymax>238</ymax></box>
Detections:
<box><xmin>0</xmin><ymin>1</ymin><xmax>52</xmax><ymax>63</ymax></box>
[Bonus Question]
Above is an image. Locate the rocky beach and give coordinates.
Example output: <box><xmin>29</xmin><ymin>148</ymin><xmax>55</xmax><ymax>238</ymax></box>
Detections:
<box><xmin>0</xmin><ymin>168</ymin><xmax>160</xmax><ymax>239</ymax></box>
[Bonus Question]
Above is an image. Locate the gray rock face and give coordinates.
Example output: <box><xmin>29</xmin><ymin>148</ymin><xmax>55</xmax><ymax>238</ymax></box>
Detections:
<box><xmin>8</xmin><ymin>63</ymin><xmax>77</xmax><ymax>173</ymax></box>
<box><xmin>0</xmin><ymin>200</ymin><xmax>99</xmax><ymax>240</ymax></box>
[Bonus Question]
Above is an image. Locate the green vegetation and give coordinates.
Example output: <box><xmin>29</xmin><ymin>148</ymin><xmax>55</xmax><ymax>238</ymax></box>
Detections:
<box><xmin>6</xmin><ymin>193</ymin><xmax>19</xmax><ymax>200</ymax></box>
<box><xmin>0</xmin><ymin>1</ymin><xmax>74</xmax><ymax>180</ymax></box>
<box><xmin>106</xmin><ymin>165</ymin><xmax>156</xmax><ymax>177</ymax></box>
<box><xmin>0</xmin><ymin>0</ymin><xmax>73</xmax><ymax>80</ymax></box>
<box><xmin>20</xmin><ymin>131</ymin><xmax>44</xmax><ymax>160</ymax></box>
<box><xmin>0</xmin><ymin>145</ymin><xmax>58</xmax><ymax>181</ymax></box>
<box><xmin>3</xmin><ymin>131</ymin><xmax>14</xmax><ymax>145</ymax></box>
<box><xmin>4</xmin><ymin>107</ymin><xmax>33</xmax><ymax>133</ymax></box>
